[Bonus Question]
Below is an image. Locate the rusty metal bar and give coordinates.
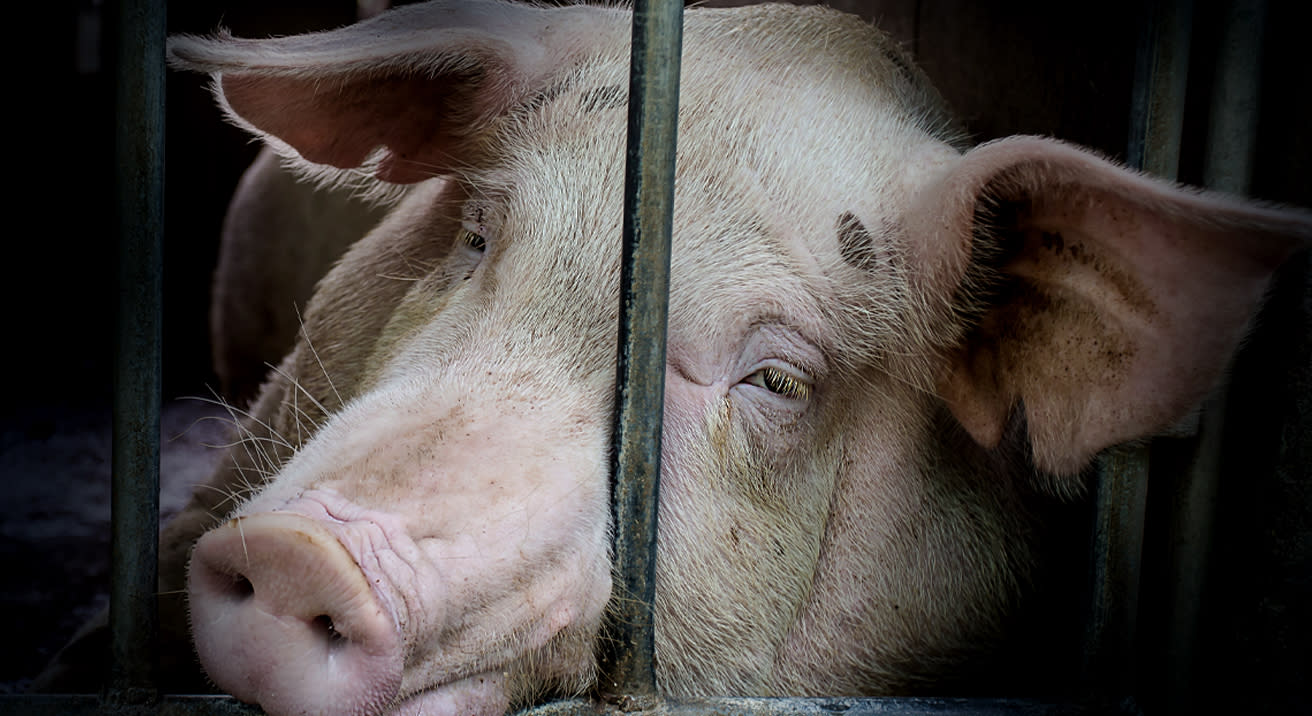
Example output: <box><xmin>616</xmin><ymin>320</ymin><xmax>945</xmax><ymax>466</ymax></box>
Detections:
<box><xmin>110</xmin><ymin>0</ymin><xmax>166</xmax><ymax>704</ymax></box>
<box><xmin>600</xmin><ymin>0</ymin><xmax>684</xmax><ymax>702</ymax></box>
<box><xmin>1084</xmin><ymin>0</ymin><xmax>1193</xmax><ymax>698</ymax></box>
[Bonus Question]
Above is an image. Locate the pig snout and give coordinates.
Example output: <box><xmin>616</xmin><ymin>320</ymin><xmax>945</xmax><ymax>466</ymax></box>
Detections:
<box><xmin>188</xmin><ymin>512</ymin><xmax>404</xmax><ymax>716</ymax></box>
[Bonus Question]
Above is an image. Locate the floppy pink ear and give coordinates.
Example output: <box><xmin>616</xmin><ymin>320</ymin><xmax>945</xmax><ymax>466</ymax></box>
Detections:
<box><xmin>167</xmin><ymin>0</ymin><xmax>623</xmax><ymax>183</ymax></box>
<box><xmin>910</xmin><ymin>136</ymin><xmax>1312</xmax><ymax>476</ymax></box>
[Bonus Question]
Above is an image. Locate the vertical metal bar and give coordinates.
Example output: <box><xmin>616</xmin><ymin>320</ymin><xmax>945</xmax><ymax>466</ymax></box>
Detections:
<box><xmin>1083</xmin><ymin>448</ymin><xmax>1152</xmax><ymax>695</ymax></box>
<box><xmin>1201</xmin><ymin>0</ymin><xmax>1264</xmax><ymax>195</ymax></box>
<box><xmin>1125</xmin><ymin>0</ymin><xmax>1193</xmax><ymax>178</ymax></box>
<box><xmin>111</xmin><ymin>0</ymin><xmax>166</xmax><ymax>702</ymax></box>
<box><xmin>1161</xmin><ymin>1</ymin><xmax>1266</xmax><ymax>712</ymax></box>
<box><xmin>601</xmin><ymin>0</ymin><xmax>683</xmax><ymax>703</ymax></box>
<box><xmin>1084</xmin><ymin>0</ymin><xmax>1192</xmax><ymax>697</ymax></box>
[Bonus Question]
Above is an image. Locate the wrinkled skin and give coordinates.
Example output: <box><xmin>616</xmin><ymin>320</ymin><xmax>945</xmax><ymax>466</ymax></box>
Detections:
<box><xmin>36</xmin><ymin>2</ymin><xmax>1312</xmax><ymax>715</ymax></box>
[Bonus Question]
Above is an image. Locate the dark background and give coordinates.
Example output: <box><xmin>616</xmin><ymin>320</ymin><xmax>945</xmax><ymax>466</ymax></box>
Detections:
<box><xmin>2</xmin><ymin>1</ymin><xmax>1308</xmax><ymax>714</ymax></box>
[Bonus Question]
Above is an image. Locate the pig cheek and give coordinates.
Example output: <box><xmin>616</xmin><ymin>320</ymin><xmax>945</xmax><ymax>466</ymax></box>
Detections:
<box><xmin>657</xmin><ymin>382</ymin><xmax>835</xmax><ymax>695</ymax></box>
<box><xmin>351</xmin><ymin>453</ymin><xmax>610</xmax><ymax>698</ymax></box>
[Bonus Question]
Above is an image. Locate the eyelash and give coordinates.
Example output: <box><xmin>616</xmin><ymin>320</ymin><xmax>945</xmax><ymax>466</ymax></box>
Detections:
<box><xmin>744</xmin><ymin>366</ymin><xmax>813</xmax><ymax>401</ymax></box>
<box><xmin>458</xmin><ymin>227</ymin><xmax>486</xmax><ymax>252</ymax></box>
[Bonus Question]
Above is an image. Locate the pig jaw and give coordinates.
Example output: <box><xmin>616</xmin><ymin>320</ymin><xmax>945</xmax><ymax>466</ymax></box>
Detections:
<box><xmin>186</xmin><ymin>379</ymin><xmax>614</xmax><ymax>716</ymax></box>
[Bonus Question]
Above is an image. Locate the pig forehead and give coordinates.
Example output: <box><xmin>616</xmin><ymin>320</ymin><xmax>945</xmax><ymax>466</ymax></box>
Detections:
<box><xmin>471</xmin><ymin>124</ymin><xmax>930</xmax><ymax>366</ymax></box>
<box><xmin>458</xmin><ymin>8</ymin><xmax>964</xmax><ymax>346</ymax></box>
<box><xmin>490</xmin><ymin>50</ymin><xmax>955</xmax><ymax>255</ymax></box>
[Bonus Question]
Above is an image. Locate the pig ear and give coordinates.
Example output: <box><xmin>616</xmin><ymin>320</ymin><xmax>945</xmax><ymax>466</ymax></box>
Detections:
<box><xmin>913</xmin><ymin>136</ymin><xmax>1312</xmax><ymax>476</ymax></box>
<box><xmin>166</xmin><ymin>0</ymin><xmax>619</xmax><ymax>184</ymax></box>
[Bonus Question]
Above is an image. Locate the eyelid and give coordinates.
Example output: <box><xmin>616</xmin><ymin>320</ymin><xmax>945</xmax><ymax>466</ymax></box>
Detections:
<box><xmin>745</xmin><ymin>324</ymin><xmax>828</xmax><ymax>379</ymax></box>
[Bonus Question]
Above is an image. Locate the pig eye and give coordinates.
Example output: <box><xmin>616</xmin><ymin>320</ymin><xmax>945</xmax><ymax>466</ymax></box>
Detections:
<box><xmin>458</xmin><ymin>227</ymin><xmax>487</xmax><ymax>253</ymax></box>
<box><xmin>745</xmin><ymin>366</ymin><xmax>813</xmax><ymax>402</ymax></box>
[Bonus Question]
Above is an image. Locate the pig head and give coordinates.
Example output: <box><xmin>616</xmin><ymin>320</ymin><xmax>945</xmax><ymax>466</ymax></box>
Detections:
<box><xmin>150</xmin><ymin>1</ymin><xmax>1312</xmax><ymax>715</ymax></box>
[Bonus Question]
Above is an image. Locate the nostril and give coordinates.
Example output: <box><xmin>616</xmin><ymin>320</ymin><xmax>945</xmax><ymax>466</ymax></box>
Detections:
<box><xmin>207</xmin><ymin>571</ymin><xmax>255</xmax><ymax>602</ymax></box>
<box><xmin>313</xmin><ymin>614</ymin><xmax>346</xmax><ymax>646</ymax></box>
<box><xmin>192</xmin><ymin>559</ymin><xmax>259</xmax><ymax>604</ymax></box>
<box><xmin>188</xmin><ymin>512</ymin><xmax>404</xmax><ymax>715</ymax></box>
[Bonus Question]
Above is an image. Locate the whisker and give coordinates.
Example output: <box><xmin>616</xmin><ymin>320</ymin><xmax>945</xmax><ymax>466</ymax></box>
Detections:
<box><xmin>185</xmin><ymin>393</ymin><xmax>296</xmax><ymax>453</ymax></box>
<box><xmin>291</xmin><ymin>308</ymin><xmax>344</xmax><ymax>412</ymax></box>
<box><xmin>236</xmin><ymin>515</ymin><xmax>250</xmax><ymax>568</ymax></box>
<box><xmin>192</xmin><ymin>481</ymin><xmax>261</xmax><ymax>513</ymax></box>
<box><xmin>264</xmin><ymin>363</ymin><xmax>329</xmax><ymax>439</ymax></box>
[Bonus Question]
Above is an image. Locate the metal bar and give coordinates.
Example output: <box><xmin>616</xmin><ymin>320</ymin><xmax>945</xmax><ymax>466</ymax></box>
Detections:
<box><xmin>1084</xmin><ymin>0</ymin><xmax>1192</xmax><ymax>697</ymax></box>
<box><xmin>599</xmin><ymin>0</ymin><xmax>684</xmax><ymax>703</ymax></box>
<box><xmin>1082</xmin><ymin>448</ymin><xmax>1152</xmax><ymax>694</ymax></box>
<box><xmin>1161</xmin><ymin>1</ymin><xmax>1267</xmax><ymax>711</ymax></box>
<box><xmin>1125</xmin><ymin>0</ymin><xmax>1193</xmax><ymax>178</ymax></box>
<box><xmin>1201</xmin><ymin>0</ymin><xmax>1265</xmax><ymax>195</ymax></box>
<box><xmin>518</xmin><ymin>696</ymin><xmax>1120</xmax><ymax>716</ymax></box>
<box><xmin>0</xmin><ymin>695</ymin><xmax>262</xmax><ymax>716</ymax></box>
<box><xmin>110</xmin><ymin>0</ymin><xmax>166</xmax><ymax>703</ymax></box>
<box><xmin>0</xmin><ymin>695</ymin><xmax>1114</xmax><ymax>716</ymax></box>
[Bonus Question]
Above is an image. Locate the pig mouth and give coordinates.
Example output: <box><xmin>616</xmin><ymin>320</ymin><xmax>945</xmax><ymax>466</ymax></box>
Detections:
<box><xmin>389</xmin><ymin>671</ymin><xmax>510</xmax><ymax>716</ymax></box>
<box><xmin>186</xmin><ymin>498</ymin><xmax>522</xmax><ymax>716</ymax></box>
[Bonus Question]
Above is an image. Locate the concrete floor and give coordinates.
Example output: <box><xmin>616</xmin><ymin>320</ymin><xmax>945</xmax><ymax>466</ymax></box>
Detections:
<box><xmin>0</xmin><ymin>397</ymin><xmax>230</xmax><ymax>693</ymax></box>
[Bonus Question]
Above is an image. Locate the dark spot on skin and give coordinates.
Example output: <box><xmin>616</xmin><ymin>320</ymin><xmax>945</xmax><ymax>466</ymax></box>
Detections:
<box><xmin>975</xmin><ymin>277</ymin><xmax>1137</xmax><ymax>390</ymax></box>
<box><xmin>882</xmin><ymin>45</ymin><xmax>918</xmax><ymax>87</ymax></box>
<box><xmin>1036</xmin><ymin>229</ymin><xmax>1085</xmax><ymax>264</ymax></box>
<box><xmin>1020</xmin><ymin>224</ymin><xmax>1156</xmax><ymax>319</ymax></box>
<box><xmin>513</xmin><ymin>81</ymin><xmax>626</xmax><ymax>119</ymax></box>
<box><xmin>837</xmin><ymin>211</ymin><xmax>872</xmax><ymax>265</ymax></box>
<box><xmin>516</xmin><ymin>78</ymin><xmax>574</xmax><ymax>117</ymax></box>
<box><xmin>1040</xmin><ymin>230</ymin><xmax>1064</xmax><ymax>255</ymax></box>
<box><xmin>837</xmin><ymin>211</ymin><xmax>901</xmax><ymax>273</ymax></box>
<box><xmin>975</xmin><ymin>194</ymin><xmax>1158</xmax><ymax>322</ymax></box>
<box><xmin>579</xmin><ymin>84</ymin><xmax>627</xmax><ymax>112</ymax></box>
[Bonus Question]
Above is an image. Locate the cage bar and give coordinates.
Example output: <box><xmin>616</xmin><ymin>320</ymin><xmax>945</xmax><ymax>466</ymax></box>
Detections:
<box><xmin>10</xmin><ymin>2</ymin><xmax>1279</xmax><ymax>715</ymax></box>
<box><xmin>1160</xmin><ymin>1</ymin><xmax>1267</xmax><ymax>711</ymax></box>
<box><xmin>598</xmin><ymin>0</ymin><xmax>684</xmax><ymax>702</ymax></box>
<box><xmin>1081</xmin><ymin>0</ymin><xmax>1192</xmax><ymax>699</ymax></box>
<box><xmin>109</xmin><ymin>0</ymin><xmax>167</xmax><ymax>704</ymax></box>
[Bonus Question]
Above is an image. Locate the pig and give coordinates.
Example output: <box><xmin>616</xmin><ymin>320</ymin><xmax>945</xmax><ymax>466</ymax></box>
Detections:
<box><xmin>37</xmin><ymin>0</ymin><xmax>1312</xmax><ymax>714</ymax></box>
<box><xmin>209</xmin><ymin>0</ymin><xmax>402</xmax><ymax>405</ymax></box>
<box><xmin>210</xmin><ymin>145</ymin><xmax>395</xmax><ymax>404</ymax></box>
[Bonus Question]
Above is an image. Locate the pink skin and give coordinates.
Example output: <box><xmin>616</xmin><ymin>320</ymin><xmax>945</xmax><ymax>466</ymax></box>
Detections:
<box><xmin>189</xmin><ymin>508</ymin><xmax>406</xmax><ymax>716</ymax></box>
<box><xmin>188</xmin><ymin>375</ymin><xmax>613</xmax><ymax>716</ymax></box>
<box><xmin>156</xmin><ymin>3</ymin><xmax>1312</xmax><ymax>714</ymax></box>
